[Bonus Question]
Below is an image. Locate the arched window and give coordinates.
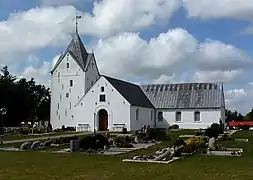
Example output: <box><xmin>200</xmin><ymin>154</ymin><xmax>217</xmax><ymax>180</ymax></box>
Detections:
<box><xmin>175</xmin><ymin>112</ymin><xmax>181</xmax><ymax>122</ymax></box>
<box><xmin>136</xmin><ymin>108</ymin><xmax>139</xmax><ymax>120</ymax></box>
<box><xmin>194</xmin><ymin>111</ymin><xmax>200</xmax><ymax>122</ymax></box>
<box><xmin>158</xmin><ymin>112</ymin><xmax>163</xmax><ymax>121</ymax></box>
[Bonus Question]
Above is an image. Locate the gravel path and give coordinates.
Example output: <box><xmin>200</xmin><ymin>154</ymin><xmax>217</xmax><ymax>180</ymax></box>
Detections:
<box><xmin>2</xmin><ymin>132</ymin><xmax>94</xmax><ymax>144</ymax></box>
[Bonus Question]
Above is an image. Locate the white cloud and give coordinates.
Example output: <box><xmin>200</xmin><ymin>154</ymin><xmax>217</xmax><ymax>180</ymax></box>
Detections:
<box><xmin>225</xmin><ymin>83</ymin><xmax>253</xmax><ymax>114</ymax></box>
<box><xmin>78</xmin><ymin>0</ymin><xmax>181</xmax><ymax>37</ymax></box>
<box><xmin>91</xmin><ymin>28</ymin><xmax>252</xmax><ymax>84</ymax></box>
<box><xmin>194</xmin><ymin>70</ymin><xmax>244</xmax><ymax>83</ymax></box>
<box><xmin>183</xmin><ymin>0</ymin><xmax>253</xmax><ymax>20</ymax></box>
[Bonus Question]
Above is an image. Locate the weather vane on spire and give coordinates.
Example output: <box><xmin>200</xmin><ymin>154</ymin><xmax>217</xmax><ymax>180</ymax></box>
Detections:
<box><xmin>75</xmin><ymin>11</ymin><xmax>82</xmax><ymax>33</ymax></box>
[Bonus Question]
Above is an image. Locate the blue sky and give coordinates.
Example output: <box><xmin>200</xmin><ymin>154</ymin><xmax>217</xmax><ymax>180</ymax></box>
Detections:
<box><xmin>0</xmin><ymin>0</ymin><xmax>253</xmax><ymax>113</ymax></box>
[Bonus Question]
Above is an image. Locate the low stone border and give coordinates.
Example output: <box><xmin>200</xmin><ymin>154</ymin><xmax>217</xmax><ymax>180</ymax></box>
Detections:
<box><xmin>204</xmin><ymin>148</ymin><xmax>243</xmax><ymax>156</ymax></box>
<box><xmin>122</xmin><ymin>157</ymin><xmax>181</xmax><ymax>164</ymax></box>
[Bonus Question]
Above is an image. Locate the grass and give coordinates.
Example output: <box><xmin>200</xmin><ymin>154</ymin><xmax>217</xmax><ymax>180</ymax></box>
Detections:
<box><xmin>0</xmin><ymin>130</ymin><xmax>252</xmax><ymax>180</ymax></box>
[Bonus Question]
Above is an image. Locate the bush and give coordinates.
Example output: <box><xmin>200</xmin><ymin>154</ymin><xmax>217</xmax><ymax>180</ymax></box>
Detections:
<box><xmin>20</xmin><ymin>127</ymin><xmax>29</xmax><ymax>135</ymax></box>
<box><xmin>219</xmin><ymin>133</ymin><xmax>234</xmax><ymax>141</ymax></box>
<box><xmin>149</xmin><ymin>128</ymin><xmax>169</xmax><ymax>141</ymax></box>
<box><xmin>173</xmin><ymin>138</ymin><xmax>186</xmax><ymax>147</ymax></box>
<box><xmin>54</xmin><ymin>135</ymin><xmax>78</xmax><ymax>144</ymax></box>
<box><xmin>121</xmin><ymin>128</ymin><xmax>128</xmax><ymax>134</ymax></box>
<box><xmin>169</xmin><ymin>124</ymin><xmax>179</xmax><ymax>130</ymax></box>
<box><xmin>242</xmin><ymin>125</ymin><xmax>250</xmax><ymax>130</ymax></box>
<box><xmin>65</xmin><ymin>126</ymin><xmax>76</xmax><ymax>131</ymax></box>
<box><xmin>113</xmin><ymin>135</ymin><xmax>134</xmax><ymax>148</ymax></box>
<box><xmin>61</xmin><ymin>125</ymin><xmax>65</xmax><ymax>131</ymax></box>
<box><xmin>80</xmin><ymin>134</ymin><xmax>109</xmax><ymax>151</ymax></box>
<box><xmin>205</xmin><ymin>123</ymin><xmax>223</xmax><ymax>139</ymax></box>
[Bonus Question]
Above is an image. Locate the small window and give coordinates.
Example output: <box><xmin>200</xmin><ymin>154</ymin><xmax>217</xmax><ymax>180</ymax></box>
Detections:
<box><xmin>58</xmin><ymin>72</ymin><xmax>60</xmax><ymax>77</ymax></box>
<box><xmin>60</xmin><ymin>94</ymin><xmax>62</xmax><ymax>101</ymax></box>
<box><xmin>100</xmin><ymin>94</ymin><xmax>106</xmax><ymax>102</ymax></box>
<box><xmin>61</xmin><ymin>84</ymin><xmax>64</xmax><ymax>90</ymax></box>
<box><xmin>56</xmin><ymin>110</ymin><xmax>58</xmax><ymax>115</ymax></box>
<box><xmin>65</xmin><ymin>109</ymin><xmax>67</xmax><ymax>116</ymax></box>
<box><xmin>194</xmin><ymin>111</ymin><xmax>200</xmax><ymax>122</ymax></box>
<box><xmin>66</xmin><ymin>93</ymin><xmax>69</xmax><ymax>98</ymax></box>
<box><xmin>58</xmin><ymin>115</ymin><xmax>60</xmax><ymax>121</ymax></box>
<box><xmin>101</xmin><ymin>86</ymin><xmax>104</xmax><ymax>92</ymax></box>
<box><xmin>176</xmin><ymin>112</ymin><xmax>181</xmax><ymax>122</ymax></box>
<box><xmin>57</xmin><ymin>103</ymin><xmax>59</xmax><ymax>109</ymax></box>
<box><xmin>136</xmin><ymin>109</ymin><xmax>139</xmax><ymax>120</ymax></box>
<box><xmin>69</xmin><ymin>103</ymin><xmax>71</xmax><ymax>109</ymax></box>
<box><xmin>67</xmin><ymin>63</ymin><xmax>69</xmax><ymax>68</ymax></box>
<box><xmin>158</xmin><ymin>112</ymin><xmax>163</xmax><ymax>121</ymax></box>
<box><xmin>70</xmin><ymin>80</ymin><xmax>73</xmax><ymax>87</ymax></box>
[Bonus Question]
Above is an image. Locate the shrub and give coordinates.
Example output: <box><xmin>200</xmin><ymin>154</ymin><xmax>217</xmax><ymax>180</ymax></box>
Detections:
<box><xmin>242</xmin><ymin>125</ymin><xmax>250</xmax><ymax>130</ymax></box>
<box><xmin>54</xmin><ymin>135</ymin><xmax>78</xmax><ymax>144</ymax></box>
<box><xmin>65</xmin><ymin>126</ymin><xmax>76</xmax><ymax>131</ymax></box>
<box><xmin>220</xmin><ymin>133</ymin><xmax>234</xmax><ymax>141</ymax></box>
<box><xmin>121</xmin><ymin>128</ymin><xmax>128</xmax><ymax>134</ymax></box>
<box><xmin>61</xmin><ymin>125</ymin><xmax>65</xmax><ymax>131</ymax></box>
<box><xmin>113</xmin><ymin>135</ymin><xmax>134</xmax><ymax>148</ymax></box>
<box><xmin>149</xmin><ymin>128</ymin><xmax>169</xmax><ymax>141</ymax></box>
<box><xmin>169</xmin><ymin>124</ymin><xmax>179</xmax><ymax>130</ymax></box>
<box><xmin>173</xmin><ymin>138</ymin><xmax>186</xmax><ymax>147</ymax></box>
<box><xmin>205</xmin><ymin>123</ymin><xmax>223</xmax><ymax>138</ymax></box>
<box><xmin>21</xmin><ymin>127</ymin><xmax>29</xmax><ymax>135</ymax></box>
<box><xmin>80</xmin><ymin>134</ymin><xmax>109</xmax><ymax>151</ymax></box>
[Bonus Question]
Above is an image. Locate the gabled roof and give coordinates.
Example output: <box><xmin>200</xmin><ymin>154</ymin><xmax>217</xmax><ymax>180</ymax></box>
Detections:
<box><xmin>103</xmin><ymin>76</ymin><xmax>154</xmax><ymax>108</ymax></box>
<box><xmin>140</xmin><ymin>82</ymin><xmax>224</xmax><ymax>109</ymax></box>
<box><xmin>51</xmin><ymin>32</ymin><xmax>89</xmax><ymax>73</ymax></box>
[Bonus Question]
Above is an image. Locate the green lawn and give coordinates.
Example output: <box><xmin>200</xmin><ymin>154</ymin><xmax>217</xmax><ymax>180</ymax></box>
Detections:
<box><xmin>0</xmin><ymin>130</ymin><xmax>252</xmax><ymax>180</ymax></box>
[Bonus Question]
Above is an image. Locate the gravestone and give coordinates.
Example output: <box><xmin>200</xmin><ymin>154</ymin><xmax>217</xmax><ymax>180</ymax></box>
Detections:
<box><xmin>70</xmin><ymin>140</ymin><xmax>80</xmax><ymax>152</ymax></box>
<box><xmin>43</xmin><ymin>140</ymin><xmax>53</xmax><ymax>148</ymax></box>
<box><xmin>208</xmin><ymin>137</ymin><xmax>216</xmax><ymax>150</ymax></box>
<box><xmin>30</xmin><ymin>141</ymin><xmax>41</xmax><ymax>149</ymax></box>
<box><xmin>20</xmin><ymin>142</ymin><xmax>32</xmax><ymax>150</ymax></box>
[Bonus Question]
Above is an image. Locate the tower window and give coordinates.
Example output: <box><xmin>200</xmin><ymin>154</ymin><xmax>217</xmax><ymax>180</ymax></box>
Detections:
<box><xmin>66</xmin><ymin>93</ymin><xmax>69</xmax><ymax>98</ymax></box>
<box><xmin>70</xmin><ymin>80</ymin><xmax>73</xmax><ymax>87</ymax></box>
<box><xmin>66</xmin><ymin>63</ymin><xmax>69</xmax><ymax>68</ymax></box>
<box><xmin>91</xmin><ymin>80</ymin><xmax>94</xmax><ymax>86</ymax></box>
<box><xmin>100</xmin><ymin>95</ymin><xmax>106</xmax><ymax>102</ymax></box>
<box><xmin>101</xmin><ymin>86</ymin><xmax>104</xmax><ymax>92</ymax></box>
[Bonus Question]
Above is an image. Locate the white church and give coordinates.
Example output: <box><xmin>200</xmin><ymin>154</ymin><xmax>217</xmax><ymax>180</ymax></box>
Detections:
<box><xmin>50</xmin><ymin>31</ymin><xmax>226</xmax><ymax>132</ymax></box>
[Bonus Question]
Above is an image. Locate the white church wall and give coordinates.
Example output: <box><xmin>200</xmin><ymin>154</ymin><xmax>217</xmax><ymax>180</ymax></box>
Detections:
<box><xmin>130</xmin><ymin>106</ymin><xmax>155</xmax><ymax>130</ymax></box>
<box><xmin>50</xmin><ymin>53</ymin><xmax>86</xmax><ymax>129</ymax></box>
<box><xmin>155</xmin><ymin>108</ymin><xmax>222</xmax><ymax>129</ymax></box>
<box><xmin>84</xmin><ymin>54</ymin><xmax>100</xmax><ymax>93</ymax></box>
<box><xmin>74</xmin><ymin>76</ymin><xmax>131</xmax><ymax>132</ymax></box>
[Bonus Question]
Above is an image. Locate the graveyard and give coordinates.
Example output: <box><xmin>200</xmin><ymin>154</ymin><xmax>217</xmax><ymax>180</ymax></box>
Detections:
<box><xmin>0</xmin><ymin>125</ymin><xmax>252</xmax><ymax>180</ymax></box>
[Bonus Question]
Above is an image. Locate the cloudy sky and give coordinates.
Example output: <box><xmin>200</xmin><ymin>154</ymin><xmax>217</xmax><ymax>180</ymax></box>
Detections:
<box><xmin>0</xmin><ymin>0</ymin><xmax>253</xmax><ymax>114</ymax></box>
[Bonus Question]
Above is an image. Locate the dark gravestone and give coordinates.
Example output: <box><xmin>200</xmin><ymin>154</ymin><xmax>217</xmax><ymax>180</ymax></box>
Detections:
<box><xmin>43</xmin><ymin>140</ymin><xmax>53</xmax><ymax>148</ymax></box>
<box><xmin>20</xmin><ymin>142</ymin><xmax>32</xmax><ymax>150</ymax></box>
<box><xmin>30</xmin><ymin>141</ymin><xmax>41</xmax><ymax>149</ymax></box>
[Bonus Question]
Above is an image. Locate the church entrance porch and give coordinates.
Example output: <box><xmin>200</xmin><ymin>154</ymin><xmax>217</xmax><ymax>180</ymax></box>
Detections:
<box><xmin>98</xmin><ymin>109</ymin><xmax>108</xmax><ymax>131</ymax></box>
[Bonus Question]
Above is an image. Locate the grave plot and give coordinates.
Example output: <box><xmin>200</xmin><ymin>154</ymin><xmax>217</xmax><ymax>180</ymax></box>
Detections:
<box><xmin>123</xmin><ymin>136</ymin><xmax>207</xmax><ymax>164</ymax></box>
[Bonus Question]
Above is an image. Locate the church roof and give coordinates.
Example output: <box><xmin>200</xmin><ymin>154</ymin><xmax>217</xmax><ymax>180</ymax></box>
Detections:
<box><xmin>51</xmin><ymin>32</ymin><xmax>90</xmax><ymax>72</ymax></box>
<box><xmin>103</xmin><ymin>76</ymin><xmax>154</xmax><ymax>108</ymax></box>
<box><xmin>140</xmin><ymin>82</ymin><xmax>224</xmax><ymax>109</ymax></box>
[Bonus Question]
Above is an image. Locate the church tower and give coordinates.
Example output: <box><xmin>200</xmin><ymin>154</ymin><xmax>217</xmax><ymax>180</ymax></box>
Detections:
<box><xmin>50</xmin><ymin>29</ymin><xmax>100</xmax><ymax>130</ymax></box>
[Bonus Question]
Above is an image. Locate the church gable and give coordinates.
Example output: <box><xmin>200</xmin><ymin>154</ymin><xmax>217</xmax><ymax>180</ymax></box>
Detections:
<box><xmin>51</xmin><ymin>32</ymin><xmax>89</xmax><ymax>73</ymax></box>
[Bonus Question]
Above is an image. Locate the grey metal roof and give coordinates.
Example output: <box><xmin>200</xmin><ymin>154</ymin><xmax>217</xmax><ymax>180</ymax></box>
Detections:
<box><xmin>140</xmin><ymin>82</ymin><xmax>224</xmax><ymax>109</ymax></box>
<box><xmin>103</xmin><ymin>76</ymin><xmax>154</xmax><ymax>108</ymax></box>
<box><xmin>51</xmin><ymin>32</ymin><xmax>90</xmax><ymax>72</ymax></box>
